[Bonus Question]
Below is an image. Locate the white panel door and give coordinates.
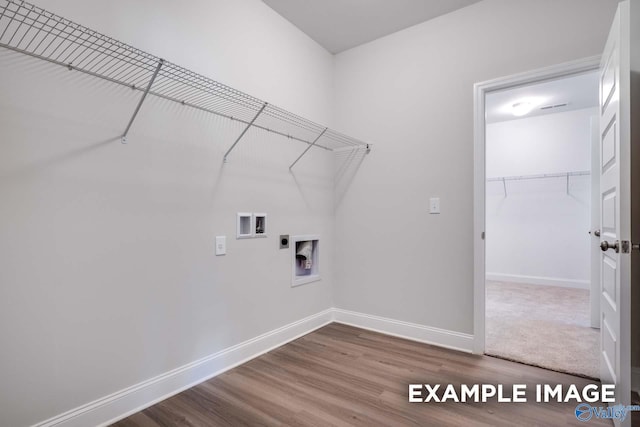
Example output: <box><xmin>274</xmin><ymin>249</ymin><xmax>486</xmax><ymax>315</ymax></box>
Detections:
<box><xmin>599</xmin><ymin>2</ymin><xmax>631</xmax><ymax>423</ymax></box>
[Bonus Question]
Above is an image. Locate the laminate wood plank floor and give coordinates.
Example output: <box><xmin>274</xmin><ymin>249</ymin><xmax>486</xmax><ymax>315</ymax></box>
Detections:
<box><xmin>112</xmin><ymin>323</ymin><xmax>615</xmax><ymax>427</ymax></box>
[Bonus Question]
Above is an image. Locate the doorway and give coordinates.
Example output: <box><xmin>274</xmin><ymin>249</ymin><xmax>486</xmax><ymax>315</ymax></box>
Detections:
<box><xmin>481</xmin><ymin>71</ymin><xmax>599</xmax><ymax>378</ymax></box>
<box><xmin>474</xmin><ymin>3</ymin><xmax>635</xmax><ymax>420</ymax></box>
<box><xmin>471</xmin><ymin>56</ymin><xmax>602</xmax><ymax>355</ymax></box>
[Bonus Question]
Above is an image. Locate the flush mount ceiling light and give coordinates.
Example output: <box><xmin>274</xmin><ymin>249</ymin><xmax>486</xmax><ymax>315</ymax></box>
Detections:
<box><xmin>511</xmin><ymin>101</ymin><xmax>534</xmax><ymax>117</ymax></box>
<box><xmin>497</xmin><ymin>96</ymin><xmax>548</xmax><ymax>119</ymax></box>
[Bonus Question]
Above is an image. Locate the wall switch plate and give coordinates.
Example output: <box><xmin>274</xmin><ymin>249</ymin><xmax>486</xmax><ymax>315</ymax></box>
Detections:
<box><xmin>429</xmin><ymin>197</ymin><xmax>441</xmax><ymax>214</ymax></box>
<box><xmin>215</xmin><ymin>236</ymin><xmax>226</xmax><ymax>255</ymax></box>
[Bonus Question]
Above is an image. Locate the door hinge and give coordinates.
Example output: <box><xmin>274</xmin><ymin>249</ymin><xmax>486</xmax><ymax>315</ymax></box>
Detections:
<box><xmin>620</xmin><ymin>240</ymin><xmax>640</xmax><ymax>254</ymax></box>
<box><xmin>481</xmin><ymin>231</ymin><xmax>486</xmax><ymax>240</ymax></box>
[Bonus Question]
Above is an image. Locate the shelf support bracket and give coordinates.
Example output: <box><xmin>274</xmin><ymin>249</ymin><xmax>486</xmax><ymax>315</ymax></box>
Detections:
<box><xmin>502</xmin><ymin>177</ymin><xmax>507</xmax><ymax>197</ymax></box>
<box><xmin>223</xmin><ymin>102</ymin><xmax>268</xmax><ymax>162</ymax></box>
<box><xmin>289</xmin><ymin>127</ymin><xmax>328</xmax><ymax>170</ymax></box>
<box><xmin>121</xmin><ymin>58</ymin><xmax>164</xmax><ymax>144</ymax></box>
<box><xmin>566</xmin><ymin>173</ymin><xmax>570</xmax><ymax>194</ymax></box>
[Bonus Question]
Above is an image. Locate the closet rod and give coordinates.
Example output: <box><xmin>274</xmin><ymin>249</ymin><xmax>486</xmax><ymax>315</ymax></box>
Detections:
<box><xmin>487</xmin><ymin>170</ymin><xmax>590</xmax><ymax>182</ymax></box>
<box><xmin>487</xmin><ymin>171</ymin><xmax>590</xmax><ymax>197</ymax></box>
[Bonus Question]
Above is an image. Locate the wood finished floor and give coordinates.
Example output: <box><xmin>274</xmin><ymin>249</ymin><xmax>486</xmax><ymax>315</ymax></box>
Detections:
<box><xmin>112</xmin><ymin>323</ymin><xmax>614</xmax><ymax>427</ymax></box>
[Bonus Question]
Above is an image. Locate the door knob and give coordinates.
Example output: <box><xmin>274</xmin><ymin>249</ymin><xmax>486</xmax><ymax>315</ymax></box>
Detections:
<box><xmin>590</xmin><ymin>229</ymin><xmax>601</xmax><ymax>237</ymax></box>
<box><xmin>600</xmin><ymin>240</ymin><xmax>619</xmax><ymax>253</ymax></box>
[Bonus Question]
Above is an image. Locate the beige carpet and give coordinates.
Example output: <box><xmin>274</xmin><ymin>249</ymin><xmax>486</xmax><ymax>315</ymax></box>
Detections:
<box><xmin>485</xmin><ymin>280</ymin><xmax>599</xmax><ymax>379</ymax></box>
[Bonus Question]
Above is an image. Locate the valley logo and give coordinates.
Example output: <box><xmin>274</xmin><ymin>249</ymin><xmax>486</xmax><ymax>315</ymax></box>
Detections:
<box><xmin>575</xmin><ymin>403</ymin><xmax>640</xmax><ymax>422</ymax></box>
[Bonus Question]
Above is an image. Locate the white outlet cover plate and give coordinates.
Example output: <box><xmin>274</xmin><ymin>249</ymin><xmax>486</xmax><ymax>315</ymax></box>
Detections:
<box><xmin>216</xmin><ymin>236</ymin><xmax>226</xmax><ymax>255</ymax></box>
<box><xmin>429</xmin><ymin>197</ymin><xmax>440</xmax><ymax>214</ymax></box>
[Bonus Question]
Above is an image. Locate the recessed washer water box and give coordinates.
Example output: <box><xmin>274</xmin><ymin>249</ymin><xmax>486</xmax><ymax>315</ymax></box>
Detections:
<box><xmin>254</xmin><ymin>213</ymin><xmax>267</xmax><ymax>237</ymax></box>
<box><xmin>291</xmin><ymin>235</ymin><xmax>320</xmax><ymax>287</ymax></box>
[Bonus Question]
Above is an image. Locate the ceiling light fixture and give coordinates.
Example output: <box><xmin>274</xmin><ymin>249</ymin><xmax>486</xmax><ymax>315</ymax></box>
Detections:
<box><xmin>511</xmin><ymin>101</ymin><xmax>534</xmax><ymax>117</ymax></box>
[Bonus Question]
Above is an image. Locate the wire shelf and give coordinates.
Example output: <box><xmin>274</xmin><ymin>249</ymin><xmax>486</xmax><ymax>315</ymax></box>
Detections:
<box><xmin>0</xmin><ymin>0</ymin><xmax>370</xmax><ymax>162</ymax></box>
<box><xmin>487</xmin><ymin>171</ymin><xmax>590</xmax><ymax>197</ymax></box>
<box><xmin>487</xmin><ymin>171</ymin><xmax>590</xmax><ymax>182</ymax></box>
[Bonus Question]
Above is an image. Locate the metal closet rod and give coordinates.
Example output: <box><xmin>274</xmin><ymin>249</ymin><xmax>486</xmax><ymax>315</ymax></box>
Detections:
<box><xmin>487</xmin><ymin>170</ymin><xmax>591</xmax><ymax>197</ymax></box>
<box><xmin>487</xmin><ymin>170</ymin><xmax>591</xmax><ymax>182</ymax></box>
<box><xmin>0</xmin><ymin>0</ymin><xmax>371</xmax><ymax>167</ymax></box>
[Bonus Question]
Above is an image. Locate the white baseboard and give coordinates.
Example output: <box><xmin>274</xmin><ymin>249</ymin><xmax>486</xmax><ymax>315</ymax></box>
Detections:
<box><xmin>486</xmin><ymin>273</ymin><xmax>589</xmax><ymax>289</ymax></box>
<box><xmin>33</xmin><ymin>308</ymin><xmax>475</xmax><ymax>427</ymax></box>
<box><xmin>332</xmin><ymin>308</ymin><xmax>474</xmax><ymax>353</ymax></box>
<box><xmin>35</xmin><ymin>309</ymin><xmax>334</xmax><ymax>427</ymax></box>
<box><xmin>632</xmin><ymin>367</ymin><xmax>640</xmax><ymax>394</ymax></box>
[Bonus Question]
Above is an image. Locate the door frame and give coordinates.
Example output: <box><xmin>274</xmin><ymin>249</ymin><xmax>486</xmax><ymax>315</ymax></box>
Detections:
<box><xmin>472</xmin><ymin>55</ymin><xmax>601</xmax><ymax>355</ymax></box>
<box><xmin>590</xmin><ymin>116</ymin><xmax>601</xmax><ymax>329</ymax></box>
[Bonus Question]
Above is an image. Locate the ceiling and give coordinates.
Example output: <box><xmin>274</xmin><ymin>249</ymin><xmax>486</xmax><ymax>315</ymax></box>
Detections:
<box><xmin>485</xmin><ymin>71</ymin><xmax>600</xmax><ymax>124</ymax></box>
<box><xmin>262</xmin><ymin>0</ymin><xmax>483</xmax><ymax>54</ymax></box>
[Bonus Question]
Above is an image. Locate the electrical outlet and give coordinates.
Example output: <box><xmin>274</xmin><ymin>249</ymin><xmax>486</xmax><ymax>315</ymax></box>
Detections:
<box><xmin>280</xmin><ymin>235</ymin><xmax>289</xmax><ymax>249</ymax></box>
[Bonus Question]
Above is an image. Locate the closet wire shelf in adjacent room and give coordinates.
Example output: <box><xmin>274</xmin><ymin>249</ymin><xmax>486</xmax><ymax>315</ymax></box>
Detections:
<box><xmin>487</xmin><ymin>170</ymin><xmax>590</xmax><ymax>197</ymax></box>
<box><xmin>0</xmin><ymin>0</ymin><xmax>371</xmax><ymax>165</ymax></box>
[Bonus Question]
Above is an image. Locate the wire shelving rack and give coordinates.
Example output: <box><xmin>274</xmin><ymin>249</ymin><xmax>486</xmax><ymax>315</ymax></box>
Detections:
<box><xmin>487</xmin><ymin>171</ymin><xmax>591</xmax><ymax>197</ymax></box>
<box><xmin>0</xmin><ymin>0</ymin><xmax>371</xmax><ymax>168</ymax></box>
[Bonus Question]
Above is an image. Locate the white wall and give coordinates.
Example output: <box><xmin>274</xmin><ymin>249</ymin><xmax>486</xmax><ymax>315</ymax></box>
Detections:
<box><xmin>486</xmin><ymin>108</ymin><xmax>596</xmax><ymax>288</ymax></box>
<box><xmin>0</xmin><ymin>1</ymin><xmax>336</xmax><ymax>426</ymax></box>
<box><xmin>332</xmin><ymin>0</ymin><xmax>617</xmax><ymax>334</ymax></box>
